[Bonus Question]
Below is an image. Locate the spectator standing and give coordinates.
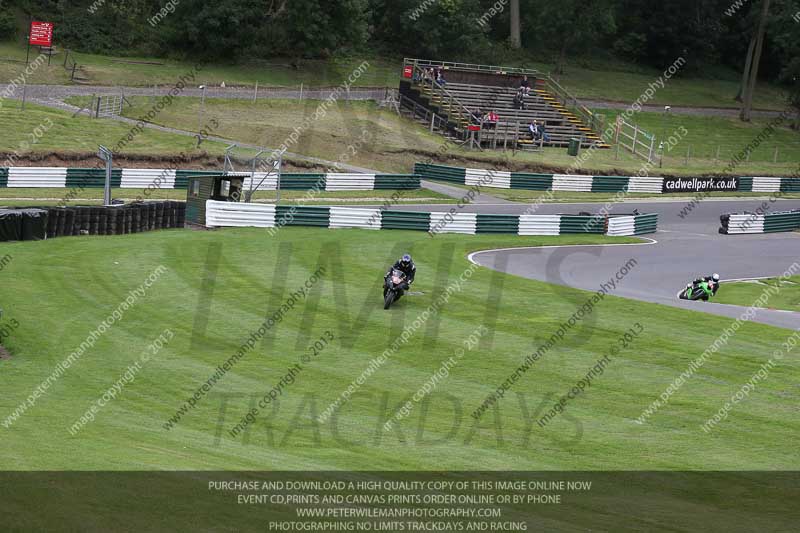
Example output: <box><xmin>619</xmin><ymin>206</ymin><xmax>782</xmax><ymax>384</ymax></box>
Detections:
<box><xmin>513</xmin><ymin>88</ymin><xmax>526</xmax><ymax>110</ymax></box>
<box><xmin>520</xmin><ymin>75</ymin><xmax>531</xmax><ymax>95</ymax></box>
<box><xmin>471</xmin><ymin>108</ymin><xmax>483</xmax><ymax>125</ymax></box>
<box><xmin>485</xmin><ymin>109</ymin><xmax>499</xmax><ymax>129</ymax></box>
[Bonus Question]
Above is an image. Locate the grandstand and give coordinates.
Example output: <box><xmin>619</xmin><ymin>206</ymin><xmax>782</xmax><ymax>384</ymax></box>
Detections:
<box><xmin>398</xmin><ymin>59</ymin><xmax>611</xmax><ymax>151</ymax></box>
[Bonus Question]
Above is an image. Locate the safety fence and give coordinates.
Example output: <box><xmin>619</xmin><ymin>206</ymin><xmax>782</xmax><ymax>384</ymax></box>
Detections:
<box><xmin>206</xmin><ymin>201</ymin><xmax>657</xmax><ymax>236</ymax></box>
<box><xmin>0</xmin><ymin>202</ymin><xmax>185</xmax><ymax>242</ymax></box>
<box><xmin>0</xmin><ymin>168</ymin><xmax>420</xmax><ymax>192</ymax></box>
<box><xmin>720</xmin><ymin>210</ymin><xmax>800</xmax><ymax>235</ymax></box>
<box><xmin>414</xmin><ymin>163</ymin><xmax>800</xmax><ymax>194</ymax></box>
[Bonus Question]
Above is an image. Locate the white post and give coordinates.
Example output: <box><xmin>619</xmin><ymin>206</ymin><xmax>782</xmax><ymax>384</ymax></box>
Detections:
<box><xmin>632</xmin><ymin>125</ymin><xmax>638</xmax><ymax>155</ymax></box>
<box><xmin>299</xmin><ymin>82</ymin><xmax>304</xmax><ymax>101</ymax></box>
<box><xmin>253</xmin><ymin>81</ymin><xmax>258</xmax><ymax>103</ymax></box>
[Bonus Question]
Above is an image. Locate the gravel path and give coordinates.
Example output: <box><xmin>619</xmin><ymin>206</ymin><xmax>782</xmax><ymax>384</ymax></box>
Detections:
<box><xmin>581</xmin><ymin>98</ymin><xmax>787</xmax><ymax>119</ymax></box>
<box><xmin>2</xmin><ymin>83</ymin><xmax>391</xmax><ymax>103</ymax></box>
<box><xmin>5</xmin><ymin>83</ymin><xmax>780</xmax><ymax>118</ymax></box>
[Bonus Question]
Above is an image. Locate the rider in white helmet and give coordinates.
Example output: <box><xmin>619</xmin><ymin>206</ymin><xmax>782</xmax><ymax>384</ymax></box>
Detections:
<box><xmin>694</xmin><ymin>273</ymin><xmax>720</xmax><ymax>295</ymax></box>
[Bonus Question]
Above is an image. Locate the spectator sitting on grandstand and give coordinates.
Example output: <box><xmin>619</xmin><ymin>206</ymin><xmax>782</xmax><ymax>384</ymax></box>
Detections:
<box><xmin>520</xmin><ymin>75</ymin><xmax>531</xmax><ymax>95</ymax></box>
<box><xmin>422</xmin><ymin>68</ymin><xmax>433</xmax><ymax>83</ymax></box>
<box><xmin>513</xmin><ymin>88</ymin><xmax>526</xmax><ymax>110</ymax></box>
<box><xmin>435</xmin><ymin>70</ymin><xmax>447</xmax><ymax>86</ymax></box>
<box><xmin>538</xmin><ymin>121</ymin><xmax>550</xmax><ymax>142</ymax></box>
<box><xmin>485</xmin><ymin>110</ymin><xmax>499</xmax><ymax>129</ymax></box>
<box><xmin>528</xmin><ymin>120</ymin><xmax>540</xmax><ymax>140</ymax></box>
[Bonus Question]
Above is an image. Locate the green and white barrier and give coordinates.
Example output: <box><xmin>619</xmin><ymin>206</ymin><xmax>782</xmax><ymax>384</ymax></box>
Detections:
<box><xmin>0</xmin><ymin>168</ymin><xmax>421</xmax><ymax>192</ymax></box>
<box><xmin>737</xmin><ymin>177</ymin><xmax>800</xmax><ymax>193</ymax></box>
<box><xmin>720</xmin><ymin>210</ymin><xmax>800</xmax><ymax>234</ymax></box>
<box><xmin>606</xmin><ymin>213</ymin><xmax>658</xmax><ymax>236</ymax></box>
<box><xmin>414</xmin><ymin>163</ymin><xmax>798</xmax><ymax>194</ymax></box>
<box><xmin>205</xmin><ymin>201</ymin><xmax>657</xmax><ymax>236</ymax></box>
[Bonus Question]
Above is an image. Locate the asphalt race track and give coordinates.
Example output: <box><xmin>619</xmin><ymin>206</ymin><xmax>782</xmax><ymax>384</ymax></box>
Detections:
<box><xmin>394</xmin><ymin>192</ymin><xmax>799</xmax><ymax>330</ymax></box>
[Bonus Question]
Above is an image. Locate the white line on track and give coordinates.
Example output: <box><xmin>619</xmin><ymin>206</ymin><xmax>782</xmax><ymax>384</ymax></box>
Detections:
<box><xmin>466</xmin><ymin>237</ymin><xmax>658</xmax><ymax>266</ymax></box>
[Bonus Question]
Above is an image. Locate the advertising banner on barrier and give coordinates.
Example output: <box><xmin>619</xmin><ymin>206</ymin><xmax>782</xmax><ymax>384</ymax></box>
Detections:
<box><xmin>662</xmin><ymin>176</ymin><xmax>738</xmax><ymax>192</ymax></box>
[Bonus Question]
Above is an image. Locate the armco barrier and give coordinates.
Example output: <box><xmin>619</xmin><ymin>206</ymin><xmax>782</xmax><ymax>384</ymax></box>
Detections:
<box><xmin>0</xmin><ymin>168</ymin><xmax>420</xmax><ymax>192</ymax></box>
<box><xmin>205</xmin><ymin>201</ymin><xmax>657</xmax><ymax>236</ymax></box>
<box><xmin>0</xmin><ymin>201</ymin><xmax>186</xmax><ymax>242</ymax></box>
<box><xmin>414</xmin><ymin>163</ymin><xmax>800</xmax><ymax>194</ymax></box>
<box><xmin>720</xmin><ymin>210</ymin><xmax>800</xmax><ymax>235</ymax></box>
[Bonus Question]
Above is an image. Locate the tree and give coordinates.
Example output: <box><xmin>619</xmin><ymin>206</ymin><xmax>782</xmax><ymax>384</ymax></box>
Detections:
<box><xmin>509</xmin><ymin>0</ymin><xmax>520</xmax><ymax>48</ymax></box>
<box><xmin>740</xmin><ymin>0</ymin><xmax>771</xmax><ymax>122</ymax></box>
<box><xmin>770</xmin><ymin>0</ymin><xmax>800</xmax><ymax>128</ymax></box>
<box><xmin>529</xmin><ymin>0</ymin><xmax>615</xmax><ymax>75</ymax></box>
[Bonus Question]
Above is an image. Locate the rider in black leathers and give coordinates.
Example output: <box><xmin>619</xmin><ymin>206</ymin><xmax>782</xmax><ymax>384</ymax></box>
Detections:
<box><xmin>385</xmin><ymin>254</ymin><xmax>416</xmax><ymax>295</ymax></box>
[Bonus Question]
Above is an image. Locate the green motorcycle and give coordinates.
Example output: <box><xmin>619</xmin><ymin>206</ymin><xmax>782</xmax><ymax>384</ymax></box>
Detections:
<box><xmin>678</xmin><ymin>280</ymin><xmax>714</xmax><ymax>301</ymax></box>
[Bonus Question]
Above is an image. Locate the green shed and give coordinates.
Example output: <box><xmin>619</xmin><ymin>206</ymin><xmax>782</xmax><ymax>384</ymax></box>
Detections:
<box><xmin>185</xmin><ymin>174</ymin><xmax>244</xmax><ymax>227</ymax></box>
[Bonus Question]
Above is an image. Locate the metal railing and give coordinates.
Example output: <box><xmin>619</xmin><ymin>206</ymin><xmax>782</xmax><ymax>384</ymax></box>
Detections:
<box><xmin>398</xmin><ymin>93</ymin><xmax>451</xmax><ymax>133</ymax></box>
<box><xmin>409</xmin><ymin>64</ymin><xmax>475</xmax><ymax>137</ymax></box>
<box><xmin>615</xmin><ymin>117</ymin><xmax>656</xmax><ymax>162</ymax></box>
<box><xmin>404</xmin><ymin>57</ymin><xmax>540</xmax><ymax>77</ymax></box>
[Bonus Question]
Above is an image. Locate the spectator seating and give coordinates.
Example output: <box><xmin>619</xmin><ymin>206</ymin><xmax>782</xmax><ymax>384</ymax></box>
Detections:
<box><xmin>399</xmin><ymin>66</ymin><xmax>610</xmax><ymax>151</ymax></box>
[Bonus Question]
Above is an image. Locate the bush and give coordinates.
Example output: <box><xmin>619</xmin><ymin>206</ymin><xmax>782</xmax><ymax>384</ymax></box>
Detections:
<box><xmin>0</xmin><ymin>11</ymin><xmax>17</xmax><ymax>39</ymax></box>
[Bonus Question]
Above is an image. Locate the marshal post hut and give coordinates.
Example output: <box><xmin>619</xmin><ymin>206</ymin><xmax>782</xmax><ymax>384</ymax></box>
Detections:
<box><xmin>185</xmin><ymin>173</ymin><xmax>244</xmax><ymax>227</ymax></box>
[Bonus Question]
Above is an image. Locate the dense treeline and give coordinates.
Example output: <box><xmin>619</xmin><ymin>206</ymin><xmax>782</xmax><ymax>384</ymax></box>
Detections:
<box><xmin>1</xmin><ymin>0</ymin><xmax>798</xmax><ymax>89</ymax></box>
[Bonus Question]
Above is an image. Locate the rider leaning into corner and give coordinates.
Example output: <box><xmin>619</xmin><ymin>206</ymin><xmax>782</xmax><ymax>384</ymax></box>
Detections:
<box><xmin>384</xmin><ymin>254</ymin><xmax>416</xmax><ymax>296</ymax></box>
<box><xmin>694</xmin><ymin>273</ymin><xmax>721</xmax><ymax>296</ymax></box>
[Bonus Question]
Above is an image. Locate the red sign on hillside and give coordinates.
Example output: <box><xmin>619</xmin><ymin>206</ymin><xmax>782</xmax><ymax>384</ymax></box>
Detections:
<box><xmin>29</xmin><ymin>21</ymin><xmax>54</xmax><ymax>46</ymax></box>
<box><xmin>402</xmin><ymin>65</ymin><xmax>413</xmax><ymax>79</ymax></box>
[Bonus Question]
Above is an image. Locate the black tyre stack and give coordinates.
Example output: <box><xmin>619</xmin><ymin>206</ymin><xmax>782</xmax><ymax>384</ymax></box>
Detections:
<box><xmin>35</xmin><ymin>201</ymin><xmax>185</xmax><ymax>239</ymax></box>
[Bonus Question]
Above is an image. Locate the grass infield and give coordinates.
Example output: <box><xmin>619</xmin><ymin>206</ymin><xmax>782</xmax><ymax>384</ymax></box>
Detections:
<box><xmin>0</xmin><ymin>228</ymin><xmax>796</xmax><ymax>470</ymax></box>
<box><xmin>715</xmin><ymin>276</ymin><xmax>800</xmax><ymax>313</ymax></box>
